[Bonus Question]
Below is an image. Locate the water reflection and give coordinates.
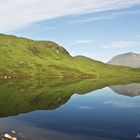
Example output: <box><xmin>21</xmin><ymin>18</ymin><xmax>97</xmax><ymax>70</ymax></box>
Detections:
<box><xmin>110</xmin><ymin>83</ymin><xmax>140</xmax><ymax>97</ymax></box>
<box><xmin>0</xmin><ymin>77</ymin><xmax>140</xmax><ymax>117</ymax></box>
<box><xmin>0</xmin><ymin>78</ymin><xmax>140</xmax><ymax>140</ymax></box>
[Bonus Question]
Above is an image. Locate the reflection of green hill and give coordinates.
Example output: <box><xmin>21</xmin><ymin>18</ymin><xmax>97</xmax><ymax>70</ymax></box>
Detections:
<box><xmin>0</xmin><ymin>77</ymin><xmax>140</xmax><ymax>117</ymax></box>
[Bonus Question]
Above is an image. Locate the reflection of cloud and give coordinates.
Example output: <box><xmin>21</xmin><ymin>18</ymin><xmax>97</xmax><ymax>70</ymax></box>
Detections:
<box><xmin>104</xmin><ymin>101</ymin><xmax>140</xmax><ymax>109</ymax></box>
<box><xmin>73</xmin><ymin>105</ymin><xmax>96</xmax><ymax>110</ymax></box>
<box><xmin>78</xmin><ymin>106</ymin><xmax>96</xmax><ymax>110</ymax></box>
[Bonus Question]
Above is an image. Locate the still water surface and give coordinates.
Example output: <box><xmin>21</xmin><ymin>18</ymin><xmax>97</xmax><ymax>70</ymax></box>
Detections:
<box><xmin>0</xmin><ymin>79</ymin><xmax>140</xmax><ymax>140</ymax></box>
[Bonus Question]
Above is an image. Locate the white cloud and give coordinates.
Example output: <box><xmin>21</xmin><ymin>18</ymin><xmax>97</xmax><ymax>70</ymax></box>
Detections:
<box><xmin>70</xmin><ymin>9</ymin><xmax>140</xmax><ymax>23</ymax></box>
<box><xmin>70</xmin><ymin>16</ymin><xmax>114</xmax><ymax>23</ymax></box>
<box><xmin>73</xmin><ymin>39</ymin><xmax>95</xmax><ymax>44</ymax></box>
<box><xmin>0</xmin><ymin>0</ymin><xmax>140</xmax><ymax>32</ymax></box>
<box><xmin>102</xmin><ymin>40</ymin><xmax>140</xmax><ymax>49</ymax></box>
<box><xmin>136</xmin><ymin>35</ymin><xmax>140</xmax><ymax>39</ymax></box>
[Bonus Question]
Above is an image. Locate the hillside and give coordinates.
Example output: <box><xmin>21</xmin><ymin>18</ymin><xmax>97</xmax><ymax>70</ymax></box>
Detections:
<box><xmin>0</xmin><ymin>34</ymin><xmax>140</xmax><ymax>78</ymax></box>
<box><xmin>108</xmin><ymin>52</ymin><xmax>140</xmax><ymax>68</ymax></box>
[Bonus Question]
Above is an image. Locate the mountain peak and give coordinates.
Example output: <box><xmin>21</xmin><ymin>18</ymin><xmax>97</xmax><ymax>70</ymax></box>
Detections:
<box><xmin>108</xmin><ymin>52</ymin><xmax>140</xmax><ymax>68</ymax></box>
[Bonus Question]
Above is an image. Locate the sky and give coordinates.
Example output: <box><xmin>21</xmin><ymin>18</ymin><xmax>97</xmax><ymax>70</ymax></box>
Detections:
<box><xmin>1</xmin><ymin>0</ymin><xmax>140</xmax><ymax>62</ymax></box>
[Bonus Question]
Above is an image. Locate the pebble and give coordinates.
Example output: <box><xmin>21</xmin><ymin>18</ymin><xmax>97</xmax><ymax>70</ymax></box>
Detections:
<box><xmin>12</xmin><ymin>131</ymin><xmax>16</xmax><ymax>134</ymax></box>
<box><xmin>4</xmin><ymin>133</ymin><xmax>12</xmax><ymax>139</ymax></box>
<box><xmin>2</xmin><ymin>133</ymin><xmax>17</xmax><ymax>140</ymax></box>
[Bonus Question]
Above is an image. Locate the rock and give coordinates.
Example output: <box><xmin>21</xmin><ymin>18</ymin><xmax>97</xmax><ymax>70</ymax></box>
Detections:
<box><xmin>4</xmin><ymin>76</ymin><xmax>7</xmax><ymax>79</ymax></box>
<box><xmin>3</xmin><ymin>133</ymin><xmax>17</xmax><ymax>140</ymax></box>
<box><xmin>4</xmin><ymin>133</ymin><xmax>12</xmax><ymax>139</ymax></box>
<box><xmin>11</xmin><ymin>131</ymin><xmax>15</xmax><ymax>134</ymax></box>
<box><xmin>11</xmin><ymin>137</ymin><xmax>17</xmax><ymax>140</ymax></box>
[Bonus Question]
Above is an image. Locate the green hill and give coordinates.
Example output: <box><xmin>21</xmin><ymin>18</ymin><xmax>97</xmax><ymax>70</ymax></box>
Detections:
<box><xmin>0</xmin><ymin>34</ymin><xmax>140</xmax><ymax>78</ymax></box>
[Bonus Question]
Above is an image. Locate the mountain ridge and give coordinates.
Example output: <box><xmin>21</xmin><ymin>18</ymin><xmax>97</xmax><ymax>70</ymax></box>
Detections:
<box><xmin>0</xmin><ymin>34</ymin><xmax>140</xmax><ymax>78</ymax></box>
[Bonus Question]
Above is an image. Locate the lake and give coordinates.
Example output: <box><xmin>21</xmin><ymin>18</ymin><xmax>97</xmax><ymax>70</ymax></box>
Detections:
<box><xmin>0</xmin><ymin>78</ymin><xmax>140</xmax><ymax>140</ymax></box>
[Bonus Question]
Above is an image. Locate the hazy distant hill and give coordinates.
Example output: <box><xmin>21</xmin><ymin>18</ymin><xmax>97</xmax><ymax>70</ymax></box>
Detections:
<box><xmin>108</xmin><ymin>52</ymin><xmax>140</xmax><ymax>68</ymax></box>
<box><xmin>0</xmin><ymin>34</ymin><xmax>140</xmax><ymax>78</ymax></box>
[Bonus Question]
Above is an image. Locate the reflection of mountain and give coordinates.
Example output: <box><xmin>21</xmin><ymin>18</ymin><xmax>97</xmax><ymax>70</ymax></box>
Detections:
<box><xmin>0</xmin><ymin>77</ymin><xmax>140</xmax><ymax>117</ymax></box>
<box><xmin>110</xmin><ymin>83</ymin><xmax>140</xmax><ymax>97</ymax></box>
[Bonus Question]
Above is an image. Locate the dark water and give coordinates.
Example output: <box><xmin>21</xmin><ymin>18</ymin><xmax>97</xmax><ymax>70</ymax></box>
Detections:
<box><xmin>0</xmin><ymin>78</ymin><xmax>140</xmax><ymax>140</ymax></box>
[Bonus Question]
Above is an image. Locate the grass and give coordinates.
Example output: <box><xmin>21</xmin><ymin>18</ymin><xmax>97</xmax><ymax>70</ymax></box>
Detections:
<box><xmin>0</xmin><ymin>34</ymin><xmax>140</xmax><ymax>78</ymax></box>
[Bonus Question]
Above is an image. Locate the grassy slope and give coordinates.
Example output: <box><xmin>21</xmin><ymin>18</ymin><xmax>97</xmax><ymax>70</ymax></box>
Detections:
<box><xmin>0</xmin><ymin>34</ymin><xmax>140</xmax><ymax>78</ymax></box>
<box><xmin>74</xmin><ymin>56</ymin><xmax>140</xmax><ymax>77</ymax></box>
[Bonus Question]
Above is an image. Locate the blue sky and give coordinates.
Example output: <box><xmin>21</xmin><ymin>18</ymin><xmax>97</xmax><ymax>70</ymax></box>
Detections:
<box><xmin>1</xmin><ymin>0</ymin><xmax>140</xmax><ymax>62</ymax></box>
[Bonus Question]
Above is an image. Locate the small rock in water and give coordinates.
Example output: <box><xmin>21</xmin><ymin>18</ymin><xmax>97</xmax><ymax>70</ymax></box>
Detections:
<box><xmin>12</xmin><ymin>131</ymin><xmax>15</xmax><ymax>134</ymax></box>
<box><xmin>11</xmin><ymin>137</ymin><xmax>17</xmax><ymax>140</ymax></box>
<box><xmin>2</xmin><ymin>133</ymin><xmax>17</xmax><ymax>140</ymax></box>
<box><xmin>4</xmin><ymin>133</ymin><xmax>12</xmax><ymax>139</ymax></box>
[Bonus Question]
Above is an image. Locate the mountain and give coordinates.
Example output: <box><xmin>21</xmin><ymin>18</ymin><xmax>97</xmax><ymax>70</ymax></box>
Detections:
<box><xmin>0</xmin><ymin>34</ymin><xmax>140</xmax><ymax>78</ymax></box>
<box><xmin>108</xmin><ymin>52</ymin><xmax>140</xmax><ymax>68</ymax></box>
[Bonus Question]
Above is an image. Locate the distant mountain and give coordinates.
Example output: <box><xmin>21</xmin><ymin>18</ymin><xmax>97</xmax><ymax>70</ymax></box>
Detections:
<box><xmin>108</xmin><ymin>52</ymin><xmax>140</xmax><ymax>68</ymax></box>
<box><xmin>0</xmin><ymin>34</ymin><xmax>140</xmax><ymax>78</ymax></box>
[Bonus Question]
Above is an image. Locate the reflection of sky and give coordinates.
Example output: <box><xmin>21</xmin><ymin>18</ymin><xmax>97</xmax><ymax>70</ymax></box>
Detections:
<box><xmin>0</xmin><ymin>87</ymin><xmax>139</xmax><ymax>140</ymax></box>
